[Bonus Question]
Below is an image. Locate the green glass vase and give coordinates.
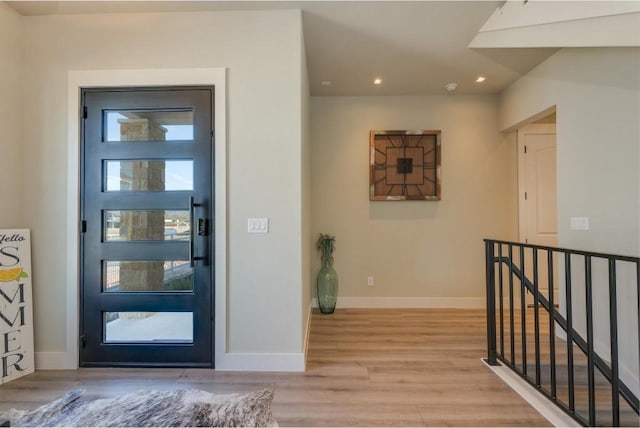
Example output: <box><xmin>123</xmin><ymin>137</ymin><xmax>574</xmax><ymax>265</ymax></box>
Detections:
<box><xmin>317</xmin><ymin>258</ymin><xmax>338</xmax><ymax>314</ymax></box>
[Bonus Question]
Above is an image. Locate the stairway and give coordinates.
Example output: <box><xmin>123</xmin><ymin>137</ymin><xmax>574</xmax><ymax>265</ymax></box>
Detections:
<box><xmin>523</xmin><ymin>362</ymin><xmax>639</xmax><ymax>426</ymax></box>
<box><xmin>496</xmin><ymin>306</ymin><xmax>639</xmax><ymax>426</ymax></box>
<box><xmin>484</xmin><ymin>239</ymin><xmax>640</xmax><ymax>427</ymax></box>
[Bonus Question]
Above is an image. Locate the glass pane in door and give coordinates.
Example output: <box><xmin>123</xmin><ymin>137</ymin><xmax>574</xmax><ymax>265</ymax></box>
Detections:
<box><xmin>103</xmin><ymin>260</ymin><xmax>193</xmax><ymax>292</ymax></box>
<box><xmin>104</xmin><ymin>311</ymin><xmax>193</xmax><ymax>343</ymax></box>
<box><xmin>104</xmin><ymin>210</ymin><xmax>190</xmax><ymax>241</ymax></box>
<box><xmin>104</xmin><ymin>110</ymin><xmax>194</xmax><ymax>142</ymax></box>
<box><xmin>105</xmin><ymin>160</ymin><xmax>194</xmax><ymax>191</ymax></box>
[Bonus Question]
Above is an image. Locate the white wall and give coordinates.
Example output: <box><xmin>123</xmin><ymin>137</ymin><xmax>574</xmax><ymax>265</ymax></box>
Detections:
<box><xmin>311</xmin><ymin>95</ymin><xmax>517</xmax><ymax>306</ymax></box>
<box><xmin>499</xmin><ymin>47</ymin><xmax>640</xmax><ymax>390</ymax></box>
<box><xmin>22</xmin><ymin>9</ymin><xmax>306</xmax><ymax>365</ymax></box>
<box><xmin>0</xmin><ymin>3</ymin><xmax>23</xmax><ymax>228</ymax></box>
<box><xmin>300</xmin><ymin>35</ymin><xmax>312</xmax><ymax>346</ymax></box>
<box><xmin>500</xmin><ymin>48</ymin><xmax>640</xmax><ymax>256</ymax></box>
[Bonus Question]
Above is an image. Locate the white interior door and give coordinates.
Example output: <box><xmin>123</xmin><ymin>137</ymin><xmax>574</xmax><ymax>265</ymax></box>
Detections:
<box><xmin>518</xmin><ymin>124</ymin><xmax>558</xmax><ymax>304</ymax></box>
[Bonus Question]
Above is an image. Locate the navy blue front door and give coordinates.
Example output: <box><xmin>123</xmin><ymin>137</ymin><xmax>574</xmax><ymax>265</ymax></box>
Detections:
<box><xmin>80</xmin><ymin>87</ymin><xmax>214</xmax><ymax>367</ymax></box>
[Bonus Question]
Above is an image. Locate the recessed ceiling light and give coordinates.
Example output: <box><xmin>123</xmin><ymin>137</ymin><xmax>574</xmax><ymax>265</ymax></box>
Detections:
<box><xmin>476</xmin><ymin>76</ymin><xmax>487</xmax><ymax>83</ymax></box>
<box><xmin>445</xmin><ymin>83</ymin><xmax>458</xmax><ymax>92</ymax></box>
<box><xmin>373</xmin><ymin>78</ymin><xmax>383</xmax><ymax>85</ymax></box>
<box><xmin>320</xmin><ymin>81</ymin><xmax>332</xmax><ymax>86</ymax></box>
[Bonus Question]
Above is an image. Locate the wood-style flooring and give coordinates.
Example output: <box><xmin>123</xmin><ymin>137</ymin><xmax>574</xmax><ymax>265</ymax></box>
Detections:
<box><xmin>0</xmin><ymin>309</ymin><xmax>551</xmax><ymax>426</ymax></box>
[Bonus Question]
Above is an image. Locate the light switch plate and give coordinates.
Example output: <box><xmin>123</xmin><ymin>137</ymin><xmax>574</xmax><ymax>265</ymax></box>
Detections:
<box><xmin>248</xmin><ymin>217</ymin><xmax>269</xmax><ymax>233</ymax></box>
<box><xmin>570</xmin><ymin>217</ymin><xmax>589</xmax><ymax>231</ymax></box>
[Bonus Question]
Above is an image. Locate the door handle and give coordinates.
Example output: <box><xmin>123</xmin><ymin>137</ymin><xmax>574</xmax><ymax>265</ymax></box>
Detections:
<box><xmin>189</xmin><ymin>196</ymin><xmax>204</xmax><ymax>267</ymax></box>
<box><xmin>197</xmin><ymin>217</ymin><xmax>209</xmax><ymax>236</ymax></box>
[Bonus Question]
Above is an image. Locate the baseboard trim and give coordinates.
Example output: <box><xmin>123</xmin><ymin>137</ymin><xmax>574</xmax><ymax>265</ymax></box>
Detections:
<box><xmin>482</xmin><ymin>359</ymin><xmax>579</xmax><ymax>427</ymax></box>
<box><xmin>35</xmin><ymin>351</ymin><xmax>305</xmax><ymax>372</ymax></box>
<box><xmin>35</xmin><ymin>352</ymin><xmax>76</xmax><ymax>370</ymax></box>
<box><xmin>216</xmin><ymin>352</ymin><xmax>305</xmax><ymax>372</ymax></box>
<box><xmin>312</xmin><ymin>296</ymin><xmax>484</xmax><ymax>308</ymax></box>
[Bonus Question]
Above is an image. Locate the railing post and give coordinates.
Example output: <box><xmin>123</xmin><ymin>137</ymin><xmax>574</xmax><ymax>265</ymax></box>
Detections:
<box><xmin>564</xmin><ymin>252</ymin><xmax>575</xmax><ymax>413</ymax></box>
<box><xmin>548</xmin><ymin>250</ymin><xmax>557</xmax><ymax>400</ymax></box>
<box><xmin>498</xmin><ymin>244</ymin><xmax>505</xmax><ymax>358</ymax></box>
<box><xmin>508</xmin><ymin>244</ymin><xmax>515</xmax><ymax>367</ymax></box>
<box><xmin>520</xmin><ymin>245</ymin><xmax>527</xmax><ymax>375</ymax></box>
<box><xmin>585</xmin><ymin>255</ymin><xmax>596</xmax><ymax>426</ymax></box>
<box><xmin>608</xmin><ymin>258</ymin><xmax>620</xmax><ymax>426</ymax></box>
<box><xmin>533</xmin><ymin>248</ymin><xmax>541</xmax><ymax>387</ymax></box>
<box><xmin>485</xmin><ymin>240</ymin><xmax>499</xmax><ymax>365</ymax></box>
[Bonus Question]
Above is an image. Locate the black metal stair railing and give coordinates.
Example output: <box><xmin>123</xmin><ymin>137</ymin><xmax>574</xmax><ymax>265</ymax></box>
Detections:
<box><xmin>484</xmin><ymin>239</ymin><xmax>639</xmax><ymax>427</ymax></box>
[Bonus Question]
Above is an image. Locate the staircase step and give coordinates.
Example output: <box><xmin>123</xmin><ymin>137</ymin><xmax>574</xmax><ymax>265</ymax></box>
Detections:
<box><xmin>574</xmin><ymin>407</ymin><xmax>640</xmax><ymax>427</ymax></box>
<box><xmin>506</xmin><ymin>363</ymin><xmax>639</xmax><ymax>426</ymax></box>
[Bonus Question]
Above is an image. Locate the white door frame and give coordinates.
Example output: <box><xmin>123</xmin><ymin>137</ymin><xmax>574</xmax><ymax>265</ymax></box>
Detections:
<box><xmin>516</xmin><ymin>122</ymin><xmax>558</xmax><ymax>305</ymax></box>
<box><xmin>64</xmin><ymin>68</ymin><xmax>227</xmax><ymax>369</ymax></box>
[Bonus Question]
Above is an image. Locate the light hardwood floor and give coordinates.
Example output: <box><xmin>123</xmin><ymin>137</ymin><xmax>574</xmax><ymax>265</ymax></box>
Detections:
<box><xmin>0</xmin><ymin>309</ymin><xmax>551</xmax><ymax>426</ymax></box>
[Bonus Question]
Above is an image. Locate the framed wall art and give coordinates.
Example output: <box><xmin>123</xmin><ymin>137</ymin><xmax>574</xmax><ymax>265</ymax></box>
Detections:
<box><xmin>369</xmin><ymin>130</ymin><xmax>441</xmax><ymax>201</ymax></box>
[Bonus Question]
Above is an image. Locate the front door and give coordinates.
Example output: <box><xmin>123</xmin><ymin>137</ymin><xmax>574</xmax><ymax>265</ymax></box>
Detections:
<box><xmin>80</xmin><ymin>87</ymin><xmax>214</xmax><ymax>367</ymax></box>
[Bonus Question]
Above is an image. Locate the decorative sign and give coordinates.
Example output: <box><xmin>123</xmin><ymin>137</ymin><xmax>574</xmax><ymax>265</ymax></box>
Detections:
<box><xmin>370</xmin><ymin>130</ymin><xmax>441</xmax><ymax>201</ymax></box>
<box><xmin>0</xmin><ymin>229</ymin><xmax>34</xmax><ymax>384</ymax></box>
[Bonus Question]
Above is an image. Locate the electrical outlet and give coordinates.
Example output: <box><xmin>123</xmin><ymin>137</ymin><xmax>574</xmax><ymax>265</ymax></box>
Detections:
<box><xmin>367</xmin><ymin>276</ymin><xmax>374</xmax><ymax>287</ymax></box>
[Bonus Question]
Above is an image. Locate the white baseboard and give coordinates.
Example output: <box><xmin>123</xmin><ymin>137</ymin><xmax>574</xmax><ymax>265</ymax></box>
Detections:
<box><xmin>35</xmin><ymin>351</ymin><xmax>305</xmax><ymax>372</ymax></box>
<box><xmin>482</xmin><ymin>359</ymin><xmax>579</xmax><ymax>427</ymax></box>
<box><xmin>35</xmin><ymin>351</ymin><xmax>76</xmax><ymax>369</ymax></box>
<box><xmin>312</xmin><ymin>296</ymin><xmax>484</xmax><ymax>309</ymax></box>
<box><xmin>215</xmin><ymin>352</ymin><xmax>305</xmax><ymax>372</ymax></box>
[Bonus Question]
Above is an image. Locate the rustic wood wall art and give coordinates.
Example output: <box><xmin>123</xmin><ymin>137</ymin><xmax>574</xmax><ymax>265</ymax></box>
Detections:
<box><xmin>369</xmin><ymin>130</ymin><xmax>441</xmax><ymax>201</ymax></box>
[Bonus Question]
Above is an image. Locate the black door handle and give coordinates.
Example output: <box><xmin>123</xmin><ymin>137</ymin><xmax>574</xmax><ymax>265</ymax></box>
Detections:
<box><xmin>189</xmin><ymin>197</ymin><xmax>204</xmax><ymax>267</ymax></box>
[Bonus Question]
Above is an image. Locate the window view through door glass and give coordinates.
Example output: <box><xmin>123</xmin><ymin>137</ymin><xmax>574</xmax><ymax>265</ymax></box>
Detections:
<box><xmin>104</xmin><ymin>210</ymin><xmax>190</xmax><ymax>241</ymax></box>
<box><xmin>105</xmin><ymin>160</ymin><xmax>194</xmax><ymax>192</ymax></box>
<box><xmin>103</xmin><ymin>260</ymin><xmax>193</xmax><ymax>292</ymax></box>
<box><xmin>104</xmin><ymin>110</ymin><xmax>194</xmax><ymax>142</ymax></box>
<box><xmin>104</xmin><ymin>311</ymin><xmax>194</xmax><ymax>343</ymax></box>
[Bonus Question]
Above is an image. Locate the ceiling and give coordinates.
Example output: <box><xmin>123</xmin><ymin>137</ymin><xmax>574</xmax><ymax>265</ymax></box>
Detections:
<box><xmin>6</xmin><ymin>1</ymin><xmax>559</xmax><ymax>96</ymax></box>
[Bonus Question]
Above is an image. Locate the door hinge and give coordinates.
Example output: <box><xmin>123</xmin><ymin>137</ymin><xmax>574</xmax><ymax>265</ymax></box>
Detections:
<box><xmin>210</xmin><ymin>129</ymin><xmax>214</xmax><ymax>138</ymax></box>
<box><xmin>80</xmin><ymin>335</ymin><xmax>87</xmax><ymax>347</ymax></box>
<box><xmin>524</xmin><ymin>191</ymin><xmax>528</xmax><ymax>200</ymax></box>
<box><xmin>82</xmin><ymin>106</ymin><xmax>88</xmax><ymax>119</ymax></box>
<box><xmin>80</xmin><ymin>220</ymin><xmax>87</xmax><ymax>233</ymax></box>
<box><xmin>524</xmin><ymin>145</ymin><xmax>527</xmax><ymax>154</ymax></box>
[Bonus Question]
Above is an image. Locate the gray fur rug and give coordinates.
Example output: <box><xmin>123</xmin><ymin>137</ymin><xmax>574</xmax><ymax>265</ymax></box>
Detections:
<box><xmin>0</xmin><ymin>388</ymin><xmax>278</xmax><ymax>427</ymax></box>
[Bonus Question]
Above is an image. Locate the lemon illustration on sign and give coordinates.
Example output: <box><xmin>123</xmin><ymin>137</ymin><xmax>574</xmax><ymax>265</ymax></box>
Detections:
<box><xmin>0</xmin><ymin>267</ymin><xmax>29</xmax><ymax>283</ymax></box>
